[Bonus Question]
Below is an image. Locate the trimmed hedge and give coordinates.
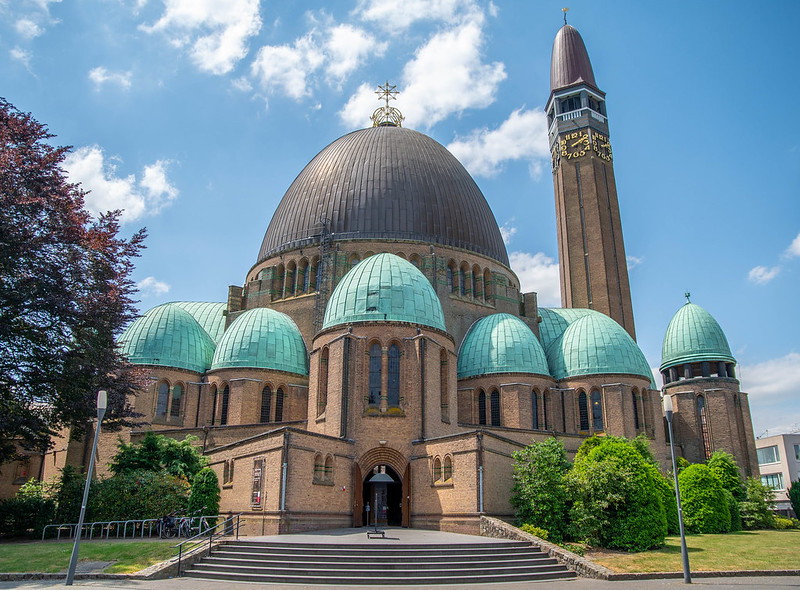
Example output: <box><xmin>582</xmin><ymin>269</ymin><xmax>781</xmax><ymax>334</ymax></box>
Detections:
<box><xmin>679</xmin><ymin>464</ymin><xmax>731</xmax><ymax>533</ymax></box>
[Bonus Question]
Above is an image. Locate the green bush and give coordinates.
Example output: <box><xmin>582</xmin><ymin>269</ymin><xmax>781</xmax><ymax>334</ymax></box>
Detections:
<box><xmin>0</xmin><ymin>479</ymin><xmax>56</xmax><ymax>537</ymax></box>
<box><xmin>559</xmin><ymin>542</ymin><xmax>586</xmax><ymax>556</ymax></box>
<box><xmin>568</xmin><ymin>438</ymin><xmax>667</xmax><ymax>551</ymax></box>
<box><xmin>774</xmin><ymin>517</ymin><xmax>797</xmax><ymax>530</ymax></box>
<box><xmin>707</xmin><ymin>451</ymin><xmax>744</xmax><ymax>500</ymax></box>
<box><xmin>788</xmin><ymin>481</ymin><xmax>800</xmax><ymax>519</ymax></box>
<box><xmin>679</xmin><ymin>464</ymin><xmax>731</xmax><ymax>533</ymax></box>
<box><xmin>54</xmin><ymin>465</ymin><xmax>85</xmax><ymax>523</ymax></box>
<box><xmin>654</xmin><ymin>472</ymin><xmax>680</xmax><ymax>535</ymax></box>
<box><xmin>725</xmin><ymin>489</ymin><xmax>742</xmax><ymax>532</ymax></box>
<box><xmin>519</xmin><ymin>524</ymin><xmax>549</xmax><ymax>539</ymax></box>
<box><xmin>89</xmin><ymin>469</ymin><xmax>189</xmax><ymax>521</ymax></box>
<box><xmin>110</xmin><ymin>432</ymin><xmax>206</xmax><ymax>480</ymax></box>
<box><xmin>187</xmin><ymin>467</ymin><xmax>220</xmax><ymax>526</ymax></box>
<box><xmin>511</xmin><ymin>438</ymin><xmax>572</xmax><ymax>542</ymax></box>
<box><xmin>739</xmin><ymin>477</ymin><xmax>777</xmax><ymax>530</ymax></box>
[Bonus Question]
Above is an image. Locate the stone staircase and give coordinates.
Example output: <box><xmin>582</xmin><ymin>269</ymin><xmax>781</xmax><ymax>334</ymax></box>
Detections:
<box><xmin>184</xmin><ymin>539</ymin><xmax>575</xmax><ymax>585</ymax></box>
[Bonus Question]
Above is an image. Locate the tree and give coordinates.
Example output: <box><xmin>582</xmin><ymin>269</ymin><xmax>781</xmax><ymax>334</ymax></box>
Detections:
<box><xmin>88</xmin><ymin>470</ymin><xmax>189</xmax><ymax>522</ymax></box>
<box><xmin>110</xmin><ymin>432</ymin><xmax>207</xmax><ymax>480</ymax></box>
<box><xmin>510</xmin><ymin>438</ymin><xmax>572</xmax><ymax>541</ymax></box>
<box><xmin>679</xmin><ymin>464</ymin><xmax>731</xmax><ymax>533</ymax></box>
<box><xmin>707</xmin><ymin>451</ymin><xmax>744</xmax><ymax>500</ymax></box>
<box><xmin>789</xmin><ymin>481</ymin><xmax>800</xmax><ymax>519</ymax></box>
<box><xmin>0</xmin><ymin>98</ymin><xmax>147</xmax><ymax>461</ymax></box>
<box><xmin>187</xmin><ymin>467</ymin><xmax>220</xmax><ymax>522</ymax></box>
<box><xmin>739</xmin><ymin>477</ymin><xmax>777</xmax><ymax>530</ymax></box>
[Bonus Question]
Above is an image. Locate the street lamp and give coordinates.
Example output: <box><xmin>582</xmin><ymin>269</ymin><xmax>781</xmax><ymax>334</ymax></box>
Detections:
<box><xmin>663</xmin><ymin>393</ymin><xmax>691</xmax><ymax>584</ymax></box>
<box><xmin>65</xmin><ymin>390</ymin><xmax>107</xmax><ymax>586</ymax></box>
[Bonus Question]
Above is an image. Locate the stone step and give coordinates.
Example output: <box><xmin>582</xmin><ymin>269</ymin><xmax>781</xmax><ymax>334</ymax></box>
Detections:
<box><xmin>227</xmin><ymin>540</ymin><xmax>532</xmax><ymax>550</ymax></box>
<box><xmin>218</xmin><ymin>543</ymin><xmax>540</xmax><ymax>558</ymax></box>
<box><xmin>209</xmin><ymin>550</ymin><xmax>551</xmax><ymax>564</ymax></box>
<box><xmin>200</xmin><ymin>555</ymin><xmax>559</xmax><ymax>570</ymax></box>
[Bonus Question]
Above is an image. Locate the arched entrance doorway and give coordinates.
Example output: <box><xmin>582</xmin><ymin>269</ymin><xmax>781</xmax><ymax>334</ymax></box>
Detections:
<box><xmin>363</xmin><ymin>465</ymin><xmax>402</xmax><ymax>526</ymax></box>
<box><xmin>352</xmin><ymin>447</ymin><xmax>411</xmax><ymax>528</ymax></box>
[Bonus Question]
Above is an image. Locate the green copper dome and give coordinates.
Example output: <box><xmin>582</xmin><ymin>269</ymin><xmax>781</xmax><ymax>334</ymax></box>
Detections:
<box><xmin>119</xmin><ymin>304</ymin><xmax>216</xmax><ymax>373</ymax></box>
<box><xmin>546</xmin><ymin>312</ymin><xmax>654</xmax><ymax>385</ymax></box>
<box><xmin>171</xmin><ymin>301</ymin><xmax>227</xmax><ymax>343</ymax></box>
<box><xmin>211</xmin><ymin>307</ymin><xmax>308</xmax><ymax>375</ymax></box>
<box><xmin>661</xmin><ymin>303</ymin><xmax>735</xmax><ymax>370</ymax></box>
<box><xmin>538</xmin><ymin>307</ymin><xmax>596</xmax><ymax>351</ymax></box>
<box><xmin>323</xmin><ymin>253</ymin><xmax>446</xmax><ymax>331</ymax></box>
<box><xmin>458</xmin><ymin>313</ymin><xmax>550</xmax><ymax>379</ymax></box>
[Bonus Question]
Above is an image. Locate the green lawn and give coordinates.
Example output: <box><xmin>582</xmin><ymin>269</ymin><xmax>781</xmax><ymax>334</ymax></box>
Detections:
<box><xmin>0</xmin><ymin>539</ymin><xmax>177</xmax><ymax>574</ymax></box>
<box><xmin>588</xmin><ymin>530</ymin><xmax>800</xmax><ymax>573</ymax></box>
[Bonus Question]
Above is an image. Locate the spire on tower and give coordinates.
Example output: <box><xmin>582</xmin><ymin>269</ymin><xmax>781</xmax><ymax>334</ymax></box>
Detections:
<box><xmin>549</xmin><ymin>23</ymin><xmax>597</xmax><ymax>92</ymax></box>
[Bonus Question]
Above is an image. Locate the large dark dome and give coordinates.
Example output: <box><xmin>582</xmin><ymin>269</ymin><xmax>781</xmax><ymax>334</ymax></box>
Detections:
<box><xmin>257</xmin><ymin>125</ymin><xmax>509</xmax><ymax>265</ymax></box>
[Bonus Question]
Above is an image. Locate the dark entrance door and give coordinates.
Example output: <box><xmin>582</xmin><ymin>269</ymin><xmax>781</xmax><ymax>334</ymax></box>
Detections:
<box><xmin>362</xmin><ymin>465</ymin><xmax>402</xmax><ymax>527</ymax></box>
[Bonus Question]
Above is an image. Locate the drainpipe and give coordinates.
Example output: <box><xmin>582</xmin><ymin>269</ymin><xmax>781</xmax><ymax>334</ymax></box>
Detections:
<box><xmin>477</xmin><ymin>432</ymin><xmax>484</xmax><ymax>513</ymax></box>
<box><xmin>280</xmin><ymin>431</ymin><xmax>289</xmax><ymax>512</ymax></box>
<box><xmin>340</xmin><ymin>336</ymin><xmax>350</xmax><ymax>438</ymax></box>
<box><xmin>419</xmin><ymin>337</ymin><xmax>426</xmax><ymax>440</ymax></box>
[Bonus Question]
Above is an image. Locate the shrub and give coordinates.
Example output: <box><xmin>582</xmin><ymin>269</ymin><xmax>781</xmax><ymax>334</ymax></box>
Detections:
<box><xmin>559</xmin><ymin>543</ymin><xmax>586</xmax><ymax>556</ymax></box>
<box><xmin>568</xmin><ymin>438</ymin><xmax>667</xmax><ymax>551</ymax></box>
<box><xmin>188</xmin><ymin>467</ymin><xmax>221</xmax><ymax>525</ymax></box>
<box><xmin>54</xmin><ymin>465</ymin><xmax>85</xmax><ymax>523</ymax></box>
<box><xmin>724</xmin><ymin>489</ymin><xmax>742</xmax><ymax>532</ymax></box>
<box><xmin>774</xmin><ymin>517</ymin><xmax>797</xmax><ymax>530</ymax></box>
<box><xmin>0</xmin><ymin>479</ymin><xmax>56</xmax><ymax>537</ymax></box>
<box><xmin>788</xmin><ymin>481</ymin><xmax>800</xmax><ymax>519</ymax></box>
<box><xmin>110</xmin><ymin>432</ymin><xmax>206</xmax><ymax>480</ymax></box>
<box><xmin>679</xmin><ymin>464</ymin><xmax>731</xmax><ymax>533</ymax></box>
<box><xmin>739</xmin><ymin>477</ymin><xmax>777</xmax><ymax>530</ymax></box>
<box><xmin>89</xmin><ymin>469</ymin><xmax>189</xmax><ymax>521</ymax></box>
<box><xmin>654</xmin><ymin>472</ymin><xmax>680</xmax><ymax>535</ymax></box>
<box><xmin>520</xmin><ymin>524</ymin><xmax>549</xmax><ymax>540</ymax></box>
<box><xmin>707</xmin><ymin>451</ymin><xmax>744</xmax><ymax>500</ymax></box>
<box><xmin>511</xmin><ymin>438</ymin><xmax>572</xmax><ymax>542</ymax></box>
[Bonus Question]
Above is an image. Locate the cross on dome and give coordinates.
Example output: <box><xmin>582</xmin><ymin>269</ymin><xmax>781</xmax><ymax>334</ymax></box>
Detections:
<box><xmin>371</xmin><ymin>81</ymin><xmax>404</xmax><ymax>127</ymax></box>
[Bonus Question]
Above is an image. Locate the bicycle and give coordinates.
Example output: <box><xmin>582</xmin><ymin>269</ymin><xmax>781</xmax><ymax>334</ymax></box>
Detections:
<box><xmin>157</xmin><ymin>513</ymin><xmax>178</xmax><ymax>538</ymax></box>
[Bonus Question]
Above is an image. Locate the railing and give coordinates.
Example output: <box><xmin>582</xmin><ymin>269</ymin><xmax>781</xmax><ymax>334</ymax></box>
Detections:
<box><xmin>174</xmin><ymin>513</ymin><xmax>243</xmax><ymax>577</ymax></box>
<box><xmin>41</xmin><ymin>514</ymin><xmax>220</xmax><ymax>541</ymax></box>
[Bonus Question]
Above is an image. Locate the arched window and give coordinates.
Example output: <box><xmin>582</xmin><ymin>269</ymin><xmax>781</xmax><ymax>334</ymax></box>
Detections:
<box><xmin>318</xmin><ymin>348</ymin><xmax>329</xmax><ymax>416</ymax></box>
<box><xmin>410</xmin><ymin>254</ymin><xmax>422</xmax><ymax>268</ymax></box>
<box><xmin>275</xmin><ymin>387</ymin><xmax>284</xmax><ymax>422</ymax></box>
<box><xmin>440</xmin><ymin>349</ymin><xmax>449</xmax><ymax>422</ymax></box>
<box><xmin>313</xmin><ymin>453</ymin><xmax>324</xmax><ymax>482</ymax></box>
<box><xmin>447</xmin><ymin>261</ymin><xmax>457</xmax><ymax>293</ymax></box>
<box><xmin>471</xmin><ymin>265</ymin><xmax>479</xmax><ymax>299</ymax></box>
<box><xmin>443</xmin><ymin>456</ymin><xmax>453</xmax><ymax>481</ymax></box>
<box><xmin>275</xmin><ymin>263</ymin><xmax>285</xmax><ymax>298</ymax></box>
<box><xmin>298</xmin><ymin>258</ymin><xmax>309</xmax><ymax>293</ymax></box>
<box><xmin>531</xmin><ymin>390</ymin><xmax>539</xmax><ymax>429</ymax></box>
<box><xmin>170</xmin><ymin>384</ymin><xmax>183</xmax><ymax>418</ymax></box>
<box><xmin>156</xmin><ymin>382</ymin><xmax>169</xmax><ymax>416</ymax></box>
<box><xmin>324</xmin><ymin>455</ymin><xmax>333</xmax><ymax>483</ymax></box>
<box><xmin>210</xmin><ymin>385</ymin><xmax>218</xmax><ymax>425</ymax></box>
<box><xmin>260</xmin><ymin>385</ymin><xmax>272</xmax><ymax>423</ymax></box>
<box><xmin>590</xmin><ymin>389</ymin><xmax>603</xmax><ymax>431</ymax></box>
<box><xmin>697</xmin><ymin>395</ymin><xmax>711</xmax><ymax>459</ymax></box>
<box><xmin>312</xmin><ymin>257</ymin><xmax>322</xmax><ymax>292</ymax></box>
<box><xmin>433</xmin><ymin>457</ymin><xmax>442</xmax><ymax>482</ymax></box>
<box><xmin>220</xmin><ymin>385</ymin><xmax>230</xmax><ymax>425</ymax></box>
<box><xmin>349</xmin><ymin>254</ymin><xmax>360</xmax><ymax>268</ymax></box>
<box><xmin>478</xmin><ymin>390</ymin><xmax>487</xmax><ymax>425</ymax></box>
<box><xmin>483</xmin><ymin>269</ymin><xmax>493</xmax><ymax>303</ymax></box>
<box><xmin>632</xmin><ymin>390</ymin><xmax>640</xmax><ymax>430</ymax></box>
<box><xmin>543</xmin><ymin>389</ymin><xmax>550</xmax><ymax>430</ymax></box>
<box><xmin>472</xmin><ymin>264</ymin><xmax>481</xmax><ymax>299</ymax></box>
<box><xmin>387</xmin><ymin>343</ymin><xmax>401</xmax><ymax>406</ymax></box>
<box><xmin>285</xmin><ymin>261</ymin><xmax>296</xmax><ymax>296</ymax></box>
<box><xmin>459</xmin><ymin>263</ymin><xmax>468</xmax><ymax>296</ymax></box>
<box><xmin>490</xmin><ymin>390</ymin><xmax>501</xmax><ymax>426</ymax></box>
<box><xmin>368</xmin><ymin>343</ymin><xmax>382</xmax><ymax>406</ymax></box>
<box><xmin>578</xmin><ymin>391</ymin><xmax>589</xmax><ymax>431</ymax></box>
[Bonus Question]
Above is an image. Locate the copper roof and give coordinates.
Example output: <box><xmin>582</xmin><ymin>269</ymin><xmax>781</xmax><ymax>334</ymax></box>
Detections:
<box><xmin>258</xmin><ymin>126</ymin><xmax>509</xmax><ymax>265</ymax></box>
<box><xmin>550</xmin><ymin>24</ymin><xmax>597</xmax><ymax>92</ymax></box>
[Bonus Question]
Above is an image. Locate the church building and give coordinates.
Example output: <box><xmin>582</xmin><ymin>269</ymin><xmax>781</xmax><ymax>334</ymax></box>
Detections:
<box><xmin>11</xmin><ymin>23</ymin><xmax>758</xmax><ymax>534</ymax></box>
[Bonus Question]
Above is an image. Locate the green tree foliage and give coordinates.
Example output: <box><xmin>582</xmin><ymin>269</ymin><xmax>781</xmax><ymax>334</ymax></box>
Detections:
<box><xmin>789</xmin><ymin>481</ymin><xmax>800</xmax><ymax>519</ymax></box>
<box><xmin>89</xmin><ymin>470</ymin><xmax>189</xmax><ymax>521</ymax></box>
<box><xmin>0</xmin><ymin>98</ymin><xmax>147</xmax><ymax>462</ymax></box>
<box><xmin>679</xmin><ymin>464</ymin><xmax>731</xmax><ymax>533</ymax></box>
<box><xmin>739</xmin><ymin>477</ymin><xmax>777</xmax><ymax>530</ymax></box>
<box><xmin>707</xmin><ymin>451</ymin><xmax>745</xmax><ymax>500</ymax></box>
<box><xmin>187</xmin><ymin>467</ymin><xmax>220</xmax><ymax>522</ymax></box>
<box><xmin>53</xmin><ymin>465</ymin><xmax>84</xmax><ymax>523</ymax></box>
<box><xmin>510</xmin><ymin>438</ymin><xmax>571</xmax><ymax>542</ymax></box>
<box><xmin>724</xmin><ymin>489</ymin><xmax>742</xmax><ymax>532</ymax></box>
<box><xmin>0</xmin><ymin>479</ymin><xmax>55</xmax><ymax>537</ymax></box>
<box><xmin>653</xmin><ymin>472</ymin><xmax>680</xmax><ymax>535</ymax></box>
<box><xmin>110</xmin><ymin>432</ymin><xmax>206</xmax><ymax>480</ymax></box>
<box><xmin>568</xmin><ymin>438</ymin><xmax>667</xmax><ymax>551</ymax></box>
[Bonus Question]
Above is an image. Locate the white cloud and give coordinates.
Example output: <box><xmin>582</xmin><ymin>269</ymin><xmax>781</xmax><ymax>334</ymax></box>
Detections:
<box><xmin>137</xmin><ymin>276</ymin><xmax>171</xmax><ymax>297</ymax></box>
<box><xmin>88</xmin><ymin>67</ymin><xmax>132</xmax><ymax>90</ymax></box>
<box><xmin>741</xmin><ymin>353</ymin><xmax>800</xmax><ymax>435</ymax></box>
<box><xmin>340</xmin><ymin>18</ymin><xmax>506</xmax><ymax>129</ymax></box>
<box><xmin>7</xmin><ymin>0</ymin><xmax>60</xmax><ymax>40</ymax></box>
<box><xmin>10</xmin><ymin>47</ymin><xmax>32</xmax><ymax>68</ymax></box>
<box><xmin>355</xmin><ymin>0</ymin><xmax>478</xmax><ymax>31</ymax></box>
<box><xmin>447</xmin><ymin>108</ymin><xmax>548</xmax><ymax>177</ymax></box>
<box><xmin>785</xmin><ymin>232</ymin><xmax>800</xmax><ymax>258</ymax></box>
<box><xmin>509</xmin><ymin>251</ymin><xmax>560</xmax><ymax>306</ymax></box>
<box><xmin>250</xmin><ymin>34</ymin><xmax>324</xmax><ymax>99</ymax></box>
<box><xmin>748</xmin><ymin>265</ymin><xmax>780</xmax><ymax>284</ymax></box>
<box><xmin>626</xmin><ymin>255</ymin><xmax>644</xmax><ymax>270</ymax></box>
<box><xmin>15</xmin><ymin>18</ymin><xmax>43</xmax><ymax>39</ymax></box>
<box><xmin>325</xmin><ymin>24</ymin><xmax>385</xmax><ymax>81</ymax></box>
<box><xmin>63</xmin><ymin>146</ymin><xmax>179</xmax><ymax>223</ymax></box>
<box><xmin>499</xmin><ymin>222</ymin><xmax>517</xmax><ymax>245</ymax></box>
<box><xmin>141</xmin><ymin>0</ymin><xmax>262</xmax><ymax>75</ymax></box>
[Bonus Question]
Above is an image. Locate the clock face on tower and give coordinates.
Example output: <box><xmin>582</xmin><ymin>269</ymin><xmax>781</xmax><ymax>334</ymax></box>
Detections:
<box><xmin>559</xmin><ymin>131</ymin><xmax>589</xmax><ymax>160</ymax></box>
<box><xmin>590</xmin><ymin>130</ymin><xmax>613</xmax><ymax>162</ymax></box>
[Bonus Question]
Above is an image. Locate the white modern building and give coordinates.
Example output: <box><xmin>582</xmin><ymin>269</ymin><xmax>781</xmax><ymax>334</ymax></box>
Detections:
<box><xmin>755</xmin><ymin>433</ymin><xmax>800</xmax><ymax>516</ymax></box>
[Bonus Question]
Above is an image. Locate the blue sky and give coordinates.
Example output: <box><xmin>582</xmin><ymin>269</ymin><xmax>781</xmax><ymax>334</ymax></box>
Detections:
<box><xmin>2</xmin><ymin>0</ymin><xmax>798</xmax><ymax>437</ymax></box>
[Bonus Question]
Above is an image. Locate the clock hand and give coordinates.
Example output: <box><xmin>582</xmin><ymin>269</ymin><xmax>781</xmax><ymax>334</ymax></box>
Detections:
<box><xmin>570</xmin><ymin>138</ymin><xmax>585</xmax><ymax>148</ymax></box>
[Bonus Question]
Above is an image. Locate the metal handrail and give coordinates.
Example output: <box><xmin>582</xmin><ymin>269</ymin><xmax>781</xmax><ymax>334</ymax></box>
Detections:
<box><xmin>174</xmin><ymin>513</ymin><xmax>242</xmax><ymax>577</ymax></box>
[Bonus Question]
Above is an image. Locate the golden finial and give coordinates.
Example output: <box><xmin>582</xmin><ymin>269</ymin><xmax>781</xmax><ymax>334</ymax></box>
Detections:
<box><xmin>371</xmin><ymin>81</ymin><xmax>404</xmax><ymax>127</ymax></box>
<box><xmin>562</xmin><ymin>7</ymin><xmax>569</xmax><ymax>25</ymax></box>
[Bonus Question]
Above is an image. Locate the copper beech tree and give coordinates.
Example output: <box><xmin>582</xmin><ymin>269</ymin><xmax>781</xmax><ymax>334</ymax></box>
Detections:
<box><xmin>0</xmin><ymin>97</ymin><xmax>147</xmax><ymax>461</ymax></box>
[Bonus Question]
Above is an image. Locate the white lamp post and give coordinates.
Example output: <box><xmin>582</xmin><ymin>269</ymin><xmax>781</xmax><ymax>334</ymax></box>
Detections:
<box><xmin>65</xmin><ymin>390</ymin><xmax>107</xmax><ymax>586</ymax></box>
<box><xmin>663</xmin><ymin>393</ymin><xmax>691</xmax><ymax>584</ymax></box>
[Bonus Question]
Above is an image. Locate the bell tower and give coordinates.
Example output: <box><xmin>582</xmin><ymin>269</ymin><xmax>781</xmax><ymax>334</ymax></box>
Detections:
<box><xmin>546</xmin><ymin>23</ymin><xmax>636</xmax><ymax>339</ymax></box>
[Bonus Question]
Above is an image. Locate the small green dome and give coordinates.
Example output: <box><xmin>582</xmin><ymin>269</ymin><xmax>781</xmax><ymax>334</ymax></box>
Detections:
<box><xmin>661</xmin><ymin>303</ymin><xmax>735</xmax><ymax>370</ymax></box>
<box><xmin>538</xmin><ymin>307</ymin><xmax>596</xmax><ymax>351</ymax></box>
<box><xmin>323</xmin><ymin>253</ymin><xmax>445</xmax><ymax>331</ymax></box>
<box><xmin>171</xmin><ymin>301</ymin><xmax>227</xmax><ymax>343</ymax></box>
<box><xmin>119</xmin><ymin>304</ymin><xmax>215</xmax><ymax>373</ymax></box>
<box><xmin>546</xmin><ymin>313</ymin><xmax>654</xmax><ymax>385</ymax></box>
<box><xmin>211</xmin><ymin>307</ymin><xmax>308</xmax><ymax>375</ymax></box>
<box><xmin>458</xmin><ymin>313</ymin><xmax>550</xmax><ymax>379</ymax></box>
